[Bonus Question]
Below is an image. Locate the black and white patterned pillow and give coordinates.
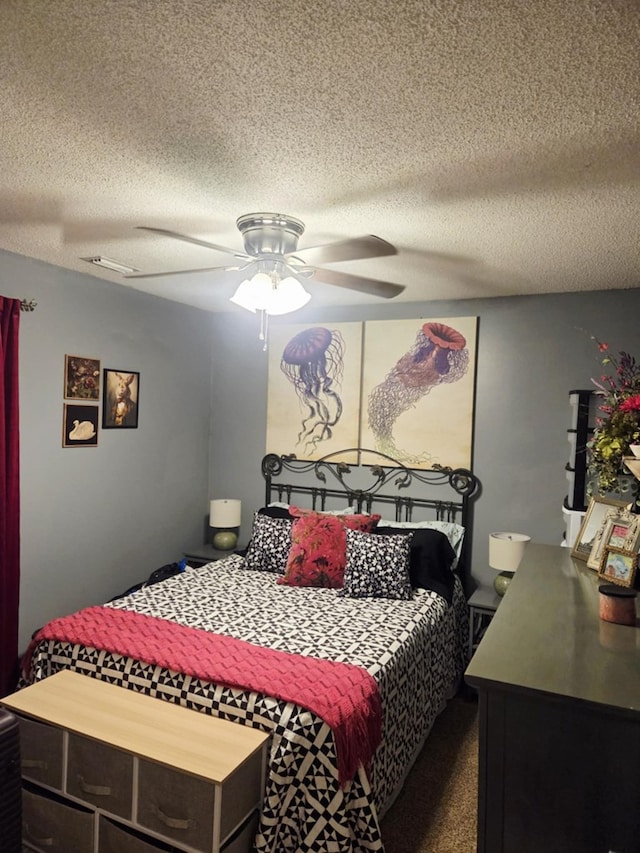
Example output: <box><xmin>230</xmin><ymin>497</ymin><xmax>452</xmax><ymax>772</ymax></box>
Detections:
<box><xmin>340</xmin><ymin>529</ymin><xmax>413</xmax><ymax>600</ymax></box>
<box><xmin>244</xmin><ymin>513</ymin><xmax>292</xmax><ymax>574</ymax></box>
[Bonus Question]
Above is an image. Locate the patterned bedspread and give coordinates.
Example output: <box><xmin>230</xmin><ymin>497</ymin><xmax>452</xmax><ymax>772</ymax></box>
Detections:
<box><xmin>24</xmin><ymin>555</ymin><xmax>469</xmax><ymax>853</ymax></box>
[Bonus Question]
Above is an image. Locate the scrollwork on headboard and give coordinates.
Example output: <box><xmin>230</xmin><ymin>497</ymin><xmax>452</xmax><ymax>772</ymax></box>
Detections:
<box><xmin>262</xmin><ymin>448</ymin><xmax>478</xmax><ymax>514</ymax></box>
<box><xmin>261</xmin><ymin>448</ymin><xmax>480</xmax><ymax>585</ymax></box>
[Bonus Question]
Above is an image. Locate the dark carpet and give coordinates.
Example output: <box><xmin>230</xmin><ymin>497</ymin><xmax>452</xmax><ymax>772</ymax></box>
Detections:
<box><xmin>380</xmin><ymin>694</ymin><xmax>479</xmax><ymax>853</ymax></box>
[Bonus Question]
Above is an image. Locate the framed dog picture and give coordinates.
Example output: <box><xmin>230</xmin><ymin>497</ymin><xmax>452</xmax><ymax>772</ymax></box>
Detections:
<box><xmin>102</xmin><ymin>369</ymin><xmax>140</xmax><ymax>429</ymax></box>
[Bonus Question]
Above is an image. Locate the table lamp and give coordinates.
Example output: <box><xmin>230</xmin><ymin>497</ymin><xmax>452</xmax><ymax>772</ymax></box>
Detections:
<box><xmin>209</xmin><ymin>499</ymin><xmax>242</xmax><ymax>550</ymax></box>
<box><xmin>489</xmin><ymin>532</ymin><xmax>531</xmax><ymax>596</ymax></box>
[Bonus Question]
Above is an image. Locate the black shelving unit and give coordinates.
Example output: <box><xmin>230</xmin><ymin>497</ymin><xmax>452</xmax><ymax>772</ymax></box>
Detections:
<box><xmin>565</xmin><ymin>389</ymin><xmax>596</xmax><ymax>512</ymax></box>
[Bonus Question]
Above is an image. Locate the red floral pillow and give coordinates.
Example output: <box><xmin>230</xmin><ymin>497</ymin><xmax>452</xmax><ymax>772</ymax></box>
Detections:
<box><xmin>277</xmin><ymin>511</ymin><xmax>381</xmax><ymax>588</ymax></box>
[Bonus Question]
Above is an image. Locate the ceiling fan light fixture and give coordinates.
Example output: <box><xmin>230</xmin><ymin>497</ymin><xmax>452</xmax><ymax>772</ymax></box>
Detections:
<box><xmin>266</xmin><ymin>276</ymin><xmax>311</xmax><ymax>315</ymax></box>
<box><xmin>228</xmin><ymin>280</ymin><xmax>256</xmax><ymax>312</ymax></box>
<box><xmin>229</xmin><ymin>273</ymin><xmax>271</xmax><ymax>313</ymax></box>
<box><xmin>229</xmin><ymin>269</ymin><xmax>310</xmax><ymax>316</ymax></box>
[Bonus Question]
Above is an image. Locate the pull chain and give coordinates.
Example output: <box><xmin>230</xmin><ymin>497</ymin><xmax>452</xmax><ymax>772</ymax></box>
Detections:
<box><xmin>258</xmin><ymin>310</ymin><xmax>269</xmax><ymax>351</ymax></box>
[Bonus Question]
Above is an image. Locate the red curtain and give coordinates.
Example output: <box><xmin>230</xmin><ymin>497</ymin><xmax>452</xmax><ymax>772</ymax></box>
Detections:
<box><xmin>0</xmin><ymin>296</ymin><xmax>20</xmax><ymax>697</ymax></box>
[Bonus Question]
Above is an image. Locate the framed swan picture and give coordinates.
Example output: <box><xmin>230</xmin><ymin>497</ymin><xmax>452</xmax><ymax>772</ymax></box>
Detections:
<box><xmin>62</xmin><ymin>404</ymin><xmax>99</xmax><ymax>448</ymax></box>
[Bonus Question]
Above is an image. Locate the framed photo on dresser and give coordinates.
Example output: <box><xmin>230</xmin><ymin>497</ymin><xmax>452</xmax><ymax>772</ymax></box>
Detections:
<box><xmin>586</xmin><ymin>506</ymin><xmax>640</xmax><ymax>571</ymax></box>
<box><xmin>571</xmin><ymin>496</ymin><xmax>627</xmax><ymax>562</ymax></box>
<box><xmin>598</xmin><ymin>546</ymin><xmax>639</xmax><ymax>588</ymax></box>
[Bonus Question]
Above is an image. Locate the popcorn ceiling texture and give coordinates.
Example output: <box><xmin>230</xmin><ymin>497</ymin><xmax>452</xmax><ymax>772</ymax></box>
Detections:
<box><xmin>0</xmin><ymin>0</ymin><xmax>639</xmax><ymax>311</ymax></box>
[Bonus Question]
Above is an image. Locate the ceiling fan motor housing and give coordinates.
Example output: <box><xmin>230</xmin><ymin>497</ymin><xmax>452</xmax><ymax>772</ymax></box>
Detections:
<box><xmin>236</xmin><ymin>212</ymin><xmax>305</xmax><ymax>258</ymax></box>
<box><xmin>132</xmin><ymin>213</ymin><xmax>402</xmax><ymax>298</ymax></box>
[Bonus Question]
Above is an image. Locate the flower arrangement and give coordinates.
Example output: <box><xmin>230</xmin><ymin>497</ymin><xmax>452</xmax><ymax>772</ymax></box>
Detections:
<box><xmin>588</xmin><ymin>340</ymin><xmax>640</xmax><ymax>494</ymax></box>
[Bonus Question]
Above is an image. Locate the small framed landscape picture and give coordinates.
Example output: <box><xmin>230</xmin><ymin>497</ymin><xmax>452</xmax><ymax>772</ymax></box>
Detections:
<box><xmin>587</xmin><ymin>506</ymin><xmax>640</xmax><ymax>571</ymax></box>
<box><xmin>598</xmin><ymin>546</ymin><xmax>639</xmax><ymax>588</ymax></box>
<box><xmin>64</xmin><ymin>355</ymin><xmax>101</xmax><ymax>400</ymax></box>
<box><xmin>572</xmin><ymin>496</ymin><xmax>627</xmax><ymax>562</ymax></box>
<box><xmin>62</xmin><ymin>404</ymin><xmax>99</xmax><ymax>448</ymax></box>
<box><xmin>102</xmin><ymin>369</ymin><xmax>140</xmax><ymax>429</ymax></box>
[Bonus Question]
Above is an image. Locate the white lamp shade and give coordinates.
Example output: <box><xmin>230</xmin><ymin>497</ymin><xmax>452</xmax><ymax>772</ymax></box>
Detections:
<box><xmin>265</xmin><ymin>276</ymin><xmax>311</xmax><ymax>315</ymax></box>
<box><xmin>229</xmin><ymin>279</ymin><xmax>257</xmax><ymax>312</ymax></box>
<box><xmin>209</xmin><ymin>499</ymin><xmax>242</xmax><ymax>528</ymax></box>
<box><xmin>229</xmin><ymin>274</ymin><xmax>272</xmax><ymax>312</ymax></box>
<box><xmin>229</xmin><ymin>273</ymin><xmax>310</xmax><ymax>315</ymax></box>
<box><xmin>489</xmin><ymin>532</ymin><xmax>531</xmax><ymax>572</ymax></box>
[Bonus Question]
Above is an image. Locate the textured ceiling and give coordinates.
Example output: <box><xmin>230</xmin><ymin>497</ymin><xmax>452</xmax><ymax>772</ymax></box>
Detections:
<box><xmin>1</xmin><ymin>0</ymin><xmax>639</xmax><ymax>312</ymax></box>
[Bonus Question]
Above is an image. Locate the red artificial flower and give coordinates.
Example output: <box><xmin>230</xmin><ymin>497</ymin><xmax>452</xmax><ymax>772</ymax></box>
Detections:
<box><xmin>620</xmin><ymin>395</ymin><xmax>640</xmax><ymax>413</ymax></box>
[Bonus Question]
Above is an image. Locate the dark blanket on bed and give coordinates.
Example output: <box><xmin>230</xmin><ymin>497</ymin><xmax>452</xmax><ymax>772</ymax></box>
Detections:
<box><xmin>25</xmin><ymin>605</ymin><xmax>382</xmax><ymax>785</ymax></box>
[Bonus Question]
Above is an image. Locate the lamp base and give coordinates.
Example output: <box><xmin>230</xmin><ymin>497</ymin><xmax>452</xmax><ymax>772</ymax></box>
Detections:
<box><xmin>212</xmin><ymin>530</ymin><xmax>238</xmax><ymax>551</ymax></box>
<box><xmin>493</xmin><ymin>570</ymin><xmax>514</xmax><ymax>596</ymax></box>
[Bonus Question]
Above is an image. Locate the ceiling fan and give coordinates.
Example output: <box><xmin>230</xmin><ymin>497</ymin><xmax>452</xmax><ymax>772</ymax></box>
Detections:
<box><xmin>125</xmin><ymin>212</ymin><xmax>405</xmax><ymax>301</ymax></box>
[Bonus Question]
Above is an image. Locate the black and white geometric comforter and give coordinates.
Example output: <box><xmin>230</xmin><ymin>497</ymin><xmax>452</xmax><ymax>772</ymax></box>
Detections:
<box><xmin>25</xmin><ymin>556</ymin><xmax>469</xmax><ymax>853</ymax></box>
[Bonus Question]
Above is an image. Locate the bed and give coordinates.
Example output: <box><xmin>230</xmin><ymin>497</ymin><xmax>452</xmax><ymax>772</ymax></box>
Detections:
<box><xmin>22</xmin><ymin>449</ymin><xmax>479</xmax><ymax>853</ymax></box>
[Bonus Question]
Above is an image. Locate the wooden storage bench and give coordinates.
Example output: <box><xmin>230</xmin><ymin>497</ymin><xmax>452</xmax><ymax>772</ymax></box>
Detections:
<box><xmin>2</xmin><ymin>670</ymin><xmax>269</xmax><ymax>853</ymax></box>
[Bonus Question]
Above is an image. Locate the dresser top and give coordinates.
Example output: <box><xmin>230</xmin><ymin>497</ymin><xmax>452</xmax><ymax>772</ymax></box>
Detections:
<box><xmin>465</xmin><ymin>543</ymin><xmax>640</xmax><ymax>713</ymax></box>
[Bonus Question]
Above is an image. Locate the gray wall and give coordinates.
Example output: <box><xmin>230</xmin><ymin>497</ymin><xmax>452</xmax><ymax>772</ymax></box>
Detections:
<box><xmin>209</xmin><ymin>288</ymin><xmax>640</xmax><ymax>592</ymax></box>
<box><xmin>1</xmin><ymin>250</ymin><xmax>214</xmax><ymax>651</ymax></box>
<box><xmin>4</xmin><ymin>242</ymin><xmax>639</xmax><ymax>651</ymax></box>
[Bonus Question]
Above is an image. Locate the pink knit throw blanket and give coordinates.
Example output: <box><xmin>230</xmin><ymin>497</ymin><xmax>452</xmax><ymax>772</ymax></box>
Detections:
<box><xmin>26</xmin><ymin>606</ymin><xmax>382</xmax><ymax>786</ymax></box>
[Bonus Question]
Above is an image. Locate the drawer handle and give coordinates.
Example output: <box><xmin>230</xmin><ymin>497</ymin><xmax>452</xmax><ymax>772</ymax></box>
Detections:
<box><xmin>24</xmin><ymin>823</ymin><xmax>55</xmax><ymax>847</ymax></box>
<box><xmin>22</xmin><ymin>758</ymin><xmax>48</xmax><ymax>770</ymax></box>
<box><xmin>152</xmin><ymin>803</ymin><xmax>195</xmax><ymax>831</ymax></box>
<box><xmin>77</xmin><ymin>774</ymin><xmax>112</xmax><ymax>796</ymax></box>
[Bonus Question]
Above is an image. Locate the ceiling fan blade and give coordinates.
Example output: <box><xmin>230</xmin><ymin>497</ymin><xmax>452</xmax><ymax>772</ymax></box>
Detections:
<box><xmin>310</xmin><ymin>267</ymin><xmax>404</xmax><ymax>299</ymax></box>
<box><xmin>125</xmin><ymin>264</ymin><xmax>240</xmax><ymax>280</ymax></box>
<box><xmin>137</xmin><ymin>226</ymin><xmax>249</xmax><ymax>259</ymax></box>
<box><xmin>295</xmin><ymin>235</ymin><xmax>397</xmax><ymax>266</ymax></box>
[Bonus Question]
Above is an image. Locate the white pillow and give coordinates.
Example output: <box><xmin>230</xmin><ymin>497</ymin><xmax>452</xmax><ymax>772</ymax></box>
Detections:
<box><xmin>377</xmin><ymin>519</ymin><xmax>465</xmax><ymax>565</ymax></box>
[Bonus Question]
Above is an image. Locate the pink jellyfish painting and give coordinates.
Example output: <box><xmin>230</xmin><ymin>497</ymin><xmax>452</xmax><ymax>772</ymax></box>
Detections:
<box><xmin>281</xmin><ymin>327</ymin><xmax>346</xmax><ymax>453</ymax></box>
<box><xmin>367</xmin><ymin>321</ymin><xmax>469</xmax><ymax>463</ymax></box>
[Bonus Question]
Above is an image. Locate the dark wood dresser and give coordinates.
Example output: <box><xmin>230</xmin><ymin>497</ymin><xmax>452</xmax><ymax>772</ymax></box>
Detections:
<box><xmin>465</xmin><ymin>543</ymin><xmax>640</xmax><ymax>853</ymax></box>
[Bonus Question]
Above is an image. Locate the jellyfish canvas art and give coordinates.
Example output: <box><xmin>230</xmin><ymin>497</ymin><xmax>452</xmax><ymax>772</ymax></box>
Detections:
<box><xmin>266</xmin><ymin>322</ymin><xmax>363</xmax><ymax>461</ymax></box>
<box><xmin>281</xmin><ymin>327</ymin><xmax>345</xmax><ymax>451</ymax></box>
<box><xmin>361</xmin><ymin>317</ymin><xmax>477</xmax><ymax>469</ymax></box>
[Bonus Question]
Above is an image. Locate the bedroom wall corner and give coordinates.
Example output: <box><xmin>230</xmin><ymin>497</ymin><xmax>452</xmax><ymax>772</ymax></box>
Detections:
<box><xmin>1</xmin><ymin>249</ymin><xmax>214</xmax><ymax>652</ymax></box>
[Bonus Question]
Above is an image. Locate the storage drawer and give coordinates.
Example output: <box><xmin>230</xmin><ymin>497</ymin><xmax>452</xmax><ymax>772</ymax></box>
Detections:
<box><xmin>137</xmin><ymin>760</ymin><xmax>215</xmax><ymax>852</ymax></box>
<box><xmin>67</xmin><ymin>733</ymin><xmax>133</xmax><ymax>818</ymax></box>
<box><xmin>23</xmin><ymin>784</ymin><xmax>94</xmax><ymax>852</ymax></box>
<box><xmin>18</xmin><ymin>716</ymin><xmax>64</xmax><ymax>790</ymax></box>
<box><xmin>98</xmin><ymin>815</ymin><xmax>177</xmax><ymax>852</ymax></box>
<box><xmin>0</xmin><ymin>708</ymin><xmax>21</xmax><ymax>852</ymax></box>
<box><xmin>218</xmin><ymin>749</ymin><xmax>263</xmax><ymax>842</ymax></box>
<box><xmin>221</xmin><ymin>810</ymin><xmax>259</xmax><ymax>853</ymax></box>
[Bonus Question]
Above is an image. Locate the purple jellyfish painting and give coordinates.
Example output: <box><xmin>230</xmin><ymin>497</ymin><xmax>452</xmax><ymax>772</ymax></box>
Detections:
<box><xmin>281</xmin><ymin>326</ymin><xmax>346</xmax><ymax>453</ymax></box>
<box><xmin>367</xmin><ymin>321</ymin><xmax>469</xmax><ymax>463</ymax></box>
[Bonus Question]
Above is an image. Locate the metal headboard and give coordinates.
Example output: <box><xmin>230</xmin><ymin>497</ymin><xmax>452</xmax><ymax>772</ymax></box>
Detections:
<box><xmin>261</xmin><ymin>448</ymin><xmax>480</xmax><ymax>584</ymax></box>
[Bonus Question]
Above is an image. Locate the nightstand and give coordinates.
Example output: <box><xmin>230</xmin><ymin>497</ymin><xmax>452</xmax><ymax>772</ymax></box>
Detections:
<box><xmin>467</xmin><ymin>586</ymin><xmax>502</xmax><ymax>659</ymax></box>
<box><xmin>183</xmin><ymin>543</ymin><xmax>237</xmax><ymax>567</ymax></box>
